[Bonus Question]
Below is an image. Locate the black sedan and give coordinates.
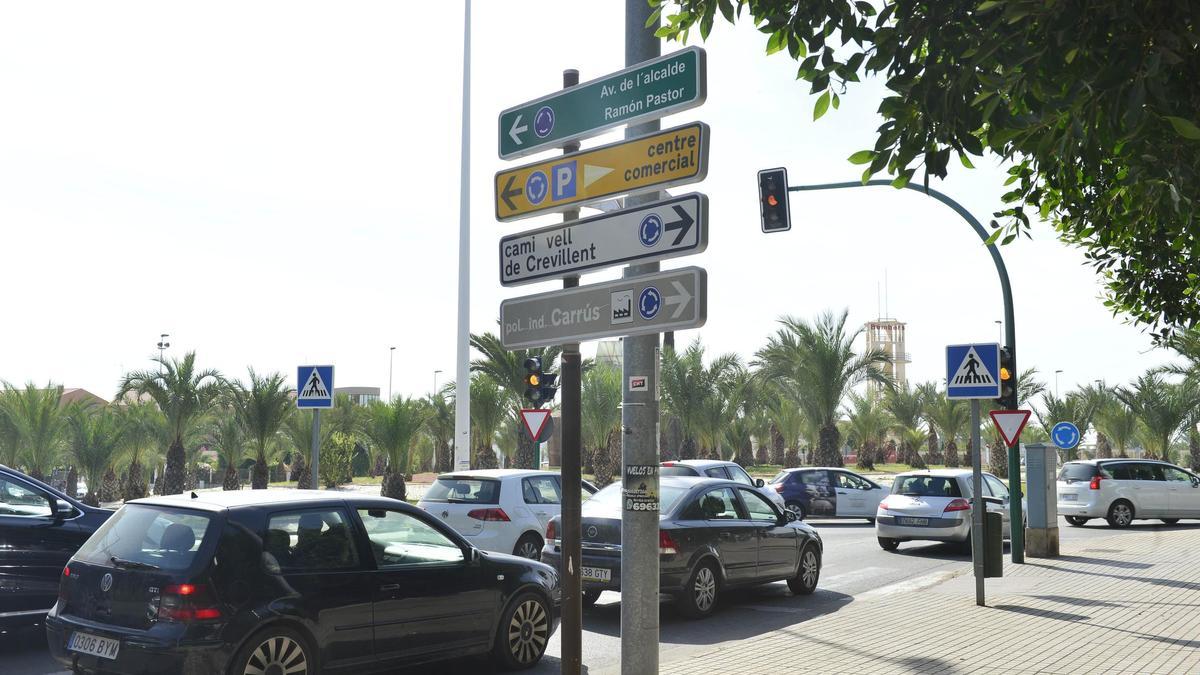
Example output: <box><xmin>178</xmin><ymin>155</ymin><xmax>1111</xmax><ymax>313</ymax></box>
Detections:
<box><xmin>541</xmin><ymin>476</ymin><xmax>822</xmax><ymax>619</ymax></box>
<box><xmin>46</xmin><ymin>490</ymin><xmax>560</xmax><ymax>673</ymax></box>
<box><xmin>0</xmin><ymin>464</ymin><xmax>112</xmax><ymax>629</ymax></box>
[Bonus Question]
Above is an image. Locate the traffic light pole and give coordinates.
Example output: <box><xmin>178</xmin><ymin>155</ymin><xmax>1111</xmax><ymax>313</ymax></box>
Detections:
<box><xmin>622</xmin><ymin>2</ymin><xmax>662</xmax><ymax>673</ymax></box>
<box><xmin>788</xmin><ymin>179</ymin><xmax>1023</xmax><ymax>563</ymax></box>
<box><xmin>559</xmin><ymin>69</ymin><xmax>584</xmax><ymax>675</ymax></box>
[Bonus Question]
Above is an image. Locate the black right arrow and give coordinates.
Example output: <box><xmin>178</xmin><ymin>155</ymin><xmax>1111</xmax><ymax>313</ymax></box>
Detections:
<box><xmin>664</xmin><ymin>204</ymin><xmax>694</xmax><ymax>246</ymax></box>
<box><xmin>500</xmin><ymin>175</ymin><xmax>522</xmax><ymax>211</ymax></box>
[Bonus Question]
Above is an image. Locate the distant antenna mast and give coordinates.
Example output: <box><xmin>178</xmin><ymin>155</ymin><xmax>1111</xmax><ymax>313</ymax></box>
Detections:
<box><xmin>884</xmin><ymin>269</ymin><xmax>889</xmax><ymax>318</ymax></box>
<box><xmin>876</xmin><ymin>282</ymin><xmax>882</xmax><ymax>320</ymax></box>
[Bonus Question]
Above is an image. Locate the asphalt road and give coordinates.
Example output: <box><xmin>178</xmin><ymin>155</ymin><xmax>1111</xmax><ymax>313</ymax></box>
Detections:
<box><xmin>5</xmin><ymin>518</ymin><xmax>1187</xmax><ymax>675</ymax></box>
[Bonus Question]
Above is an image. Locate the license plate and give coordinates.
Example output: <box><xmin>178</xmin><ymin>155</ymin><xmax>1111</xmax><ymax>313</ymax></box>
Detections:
<box><xmin>897</xmin><ymin>516</ymin><xmax>929</xmax><ymax>526</ymax></box>
<box><xmin>68</xmin><ymin>631</ymin><xmax>120</xmax><ymax>660</ymax></box>
<box><xmin>1061</xmin><ymin>493</ymin><xmax>1077</xmax><ymax>501</ymax></box>
<box><xmin>582</xmin><ymin>566</ymin><xmax>611</xmax><ymax>583</ymax></box>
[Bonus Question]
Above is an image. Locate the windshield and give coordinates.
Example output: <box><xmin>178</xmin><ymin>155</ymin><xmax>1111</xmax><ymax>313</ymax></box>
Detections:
<box><xmin>584</xmin><ymin>483</ymin><xmax>689</xmax><ymax>514</ymax></box>
<box><xmin>424</xmin><ymin>477</ymin><xmax>501</xmax><ymax>504</ymax></box>
<box><xmin>892</xmin><ymin>475</ymin><xmax>964</xmax><ymax>498</ymax></box>
<box><xmin>74</xmin><ymin>504</ymin><xmax>214</xmax><ymax>571</ymax></box>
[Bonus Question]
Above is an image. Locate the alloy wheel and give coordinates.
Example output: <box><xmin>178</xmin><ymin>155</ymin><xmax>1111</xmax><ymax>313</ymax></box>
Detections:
<box><xmin>517</xmin><ymin>539</ymin><xmax>541</xmax><ymax>560</ymax></box>
<box><xmin>801</xmin><ymin>550</ymin><xmax>819</xmax><ymax>589</ymax></box>
<box><xmin>1112</xmin><ymin>503</ymin><xmax>1133</xmax><ymax>527</ymax></box>
<box><xmin>693</xmin><ymin>566</ymin><xmax>717</xmax><ymax>611</ymax></box>
<box><xmin>507</xmin><ymin>598</ymin><xmax>549</xmax><ymax>665</ymax></box>
<box><xmin>243</xmin><ymin>635</ymin><xmax>307</xmax><ymax>675</ymax></box>
<box><xmin>786</xmin><ymin>503</ymin><xmax>804</xmax><ymax>519</ymax></box>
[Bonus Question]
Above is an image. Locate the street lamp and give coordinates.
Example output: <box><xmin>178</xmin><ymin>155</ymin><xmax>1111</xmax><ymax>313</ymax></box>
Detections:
<box><xmin>434</xmin><ymin>369</ymin><xmax>444</xmax><ymax>394</ymax></box>
<box><xmin>1055</xmin><ymin>369</ymin><xmax>1064</xmax><ymax>397</ymax></box>
<box><xmin>157</xmin><ymin>333</ymin><xmax>170</xmax><ymax>373</ymax></box>
<box><xmin>994</xmin><ymin>320</ymin><xmax>1002</xmax><ymax>344</ymax></box>
<box><xmin>388</xmin><ymin>347</ymin><xmax>396</xmax><ymax>402</ymax></box>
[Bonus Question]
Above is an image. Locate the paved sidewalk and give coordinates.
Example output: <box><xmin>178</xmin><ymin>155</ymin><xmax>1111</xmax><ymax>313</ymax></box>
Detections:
<box><xmin>643</xmin><ymin>526</ymin><xmax>1200</xmax><ymax>674</ymax></box>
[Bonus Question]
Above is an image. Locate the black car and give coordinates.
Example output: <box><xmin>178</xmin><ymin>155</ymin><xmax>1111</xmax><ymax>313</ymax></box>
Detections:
<box><xmin>0</xmin><ymin>464</ymin><xmax>112</xmax><ymax>628</ymax></box>
<box><xmin>541</xmin><ymin>476</ymin><xmax>822</xmax><ymax>619</ymax></box>
<box><xmin>46</xmin><ymin>490</ymin><xmax>560</xmax><ymax>673</ymax></box>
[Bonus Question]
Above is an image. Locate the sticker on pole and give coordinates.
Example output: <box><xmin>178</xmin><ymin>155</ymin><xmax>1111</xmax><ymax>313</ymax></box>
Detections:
<box><xmin>296</xmin><ymin>365</ymin><xmax>334</xmax><ymax>409</ymax></box>
<box><xmin>989</xmin><ymin>410</ymin><xmax>1031</xmax><ymax>448</ymax></box>
<box><xmin>623</xmin><ymin>464</ymin><xmax>659</xmax><ymax>512</ymax></box>
<box><xmin>945</xmin><ymin>343</ymin><xmax>1001</xmax><ymax>399</ymax></box>
<box><xmin>519</xmin><ymin>409</ymin><xmax>552</xmax><ymax>443</ymax></box>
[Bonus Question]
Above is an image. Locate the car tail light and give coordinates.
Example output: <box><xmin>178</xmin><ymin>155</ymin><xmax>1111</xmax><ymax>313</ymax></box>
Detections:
<box><xmin>879</xmin><ymin>499</ymin><xmax>890</xmax><ymax>511</ymax></box>
<box><xmin>157</xmin><ymin>583</ymin><xmax>222</xmax><ymax>622</ymax></box>
<box><xmin>546</xmin><ymin>520</ymin><xmax>558</xmax><ymax>544</ymax></box>
<box><xmin>662</xmin><ymin>462</ymin><xmax>676</xmax><ymax>467</ymax></box>
<box><xmin>943</xmin><ymin>498</ymin><xmax>971</xmax><ymax>513</ymax></box>
<box><xmin>659</xmin><ymin>530</ymin><xmax>678</xmax><ymax>555</ymax></box>
<box><xmin>773</xmin><ymin>483</ymin><xmax>785</xmax><ymax>493</ymax></box>
<box><xmin>63</xmin><ymin>565</ymin><xmax>70</xmax><ymax>577</ymax></box>
<box><xmin>467</xmin><ymin>508</ymin><xmax>511</xmax><ymax>522</ymax></box>
<box><xmin>1090</xmin><ymin>475</ymin><xmax>1103</xmax><ymax>490</ymax></box>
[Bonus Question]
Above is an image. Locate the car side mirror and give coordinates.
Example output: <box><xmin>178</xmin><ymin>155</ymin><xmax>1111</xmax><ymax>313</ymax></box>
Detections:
<box><xmin>1192</xmin><ymin>477</ymin><xmax>1200</xmax><ymax>488</ymax></box>
<box><xmin>981</xmin><ymin>496</ymin><xmax>1003</xmax><ymax>506</ymax></box>
<box><xmin>464</xmin><ymin>546</ymin><xmax>480</xmax><ymax>564</ymax></box>
<box><xmin>755</xmin><ymin>478</ymin><xmax>765</xmax><ymax>488</ymax></box>
<box><xmin>784</xmin><ymin>510</ymin><xmax>798</xmax><ymax>523</ymax></box>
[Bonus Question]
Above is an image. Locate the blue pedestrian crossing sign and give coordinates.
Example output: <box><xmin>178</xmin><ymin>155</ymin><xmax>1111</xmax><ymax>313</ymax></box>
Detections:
<box><xmin>945</xmin><ymin>343</ymin><xmax>1001</xmax><ymax>400</ymax></box>
<box><xmin>1051</xmin><ymin>421</ymin><xmax>1081</xmax><ymax>450</ymax></box>
<box><xmin>297</xmin><ymin>365</ymin><xmax>334</xmax><ymax>409</ymax></box>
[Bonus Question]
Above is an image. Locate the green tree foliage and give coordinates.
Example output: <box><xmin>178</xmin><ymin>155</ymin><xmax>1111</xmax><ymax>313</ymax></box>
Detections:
<box><xmin>656</xmin><ymin>0</ymin><xmax>1200</xmax><ymax>340</ymax></box>
<box><xmin>118</xmin><ymin>352</ymin><xmax>222</xmax><ymax>496</ymax></box>
<box><xmin>470</xmin><ymin>332</ymin><xmax>562</xmax><ymax>470</ymax></box>
<box><xmin>844</xmin><ymin>392</ymin><xmax>890</xmax><ymax>470</ymax></box>
<box><xmin>321</xmin><ymin>431</ymin><xmax>355</xmax><ymax>489</ymax></box>
<box><xmin>469</xmin><ymin>374</ymin><xmax>507</xmax><ymax>470</ymax></box>
<box><xmin>924</xmin><ymin>394</ymin><xmax>968</xmax><ymax>468</ymax></box>
<box><xmin>1094</xmin><ymin>399</ymin><xmax>1139</xmax><ymax>459</ymax></box>
<box><xmin>1037</xmin><ymin>391</ymin><xmax>1099</xmax><ymax>461</ymax></box>
<box><xmin>581</xmin><ymin>364</ymin><xmax>622</xmax><ymax>486</ymax></box>
<box><xmin>64</xmin><ymin>403</ymin><xmax>124</xmax><ymax>507</ymax></box>
<box><xmin>1117</xmin><ymin>374</ymin><xmax>1199</xmax><ymax>462</ymax></box>
<box><xmin>115</xmin><ymin>401</ymin><xmax>165</xmax><ymax>500</ymax></box>
<box><xmin>282</xmin><ymin>411</ymin><xmax>327</xmax><ymax>490</ymax></box>
<box><xmin>0</xmin><ymin>382</ymin><xmax>66</xmax><ymax>480</ymax></box>
<box><xmin>661</xmin><ymin>340</ymin><xmax>738</xmax><ymax>460</ymax></box>
<box><xmin>208</xmin><ymin>409</ymin><xmax>246</xmax><ymax>491</ymax></box>
<box><xmin>424</xmin><ymin>384</ymin><xmax>456</xmax><ymax>473</ymax></box>
<box><xmin>885</xmin><ymin>383</ymin><xmax>927</xmax><ymax>469</ymax></box>
<box><xmin>756</xmin><ymin>309</ymin><xmax>892</xmax><ymax>467</ymax></box>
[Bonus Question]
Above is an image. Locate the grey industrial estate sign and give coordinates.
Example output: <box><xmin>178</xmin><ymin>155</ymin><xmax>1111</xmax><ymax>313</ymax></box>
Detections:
<box><xmin>498</xmin><ymin>46</ymin><xmax>706</xmax><ymax>160</ymax></box>
<box><xmin>499</xmin><ymin>193</ymin><xmax>708</xmax><ymax>287</ymax></box>
<box><xmin>500</xmin><ymin>267</ymin><xmax>707</xmax><ymax>349</ymax></box>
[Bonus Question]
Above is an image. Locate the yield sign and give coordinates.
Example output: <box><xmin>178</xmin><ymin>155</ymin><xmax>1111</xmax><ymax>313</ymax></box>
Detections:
<box><xmin>519</xmin><ymin>409</ymin><xmax>552</xmax><ymax>443</ymax></box>
<box><xmin>990</xmin><ymin>410</ymin><xmax>1032</xmax><ymax>448</ymax></box>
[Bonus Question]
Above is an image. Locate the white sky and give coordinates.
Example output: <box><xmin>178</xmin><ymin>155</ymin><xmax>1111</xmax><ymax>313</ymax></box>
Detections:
<box><xmin>0</xmin><ymin>1</ymin><xmax>1173</xmax><ymax>402</ymax></box>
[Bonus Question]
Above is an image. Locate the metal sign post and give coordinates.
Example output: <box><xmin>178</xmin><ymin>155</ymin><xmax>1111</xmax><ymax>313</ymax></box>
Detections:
<box><xmin>970</xmin><ymin>399</ymin><xmax>985</xmax><ymax>606</ymax></box>
<box><xmin>297</xmin><ymin>365</ymin><xmax>334</xmax><ymax>489</ymax></box>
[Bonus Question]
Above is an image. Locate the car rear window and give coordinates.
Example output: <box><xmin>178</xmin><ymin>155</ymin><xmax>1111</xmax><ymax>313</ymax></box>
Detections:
<box><xmin>424</xmin><ymin>477</ymin><xmax>501</xmax><ymax>504</ymax></box>
<box><xmin>660</xmin><ymin>465</ymin><xmax>701</xmax><ymax>477</ymax></box>
<box><xmin>1059</xmin><ymin>463</ymin><xmax>1099</xmax><ymax>482</ymax></box>
<box><xmin>584</xmin><ymin>483</ymin><xmax>688</xmax><ymax>513</ymax></box>
<box><xmin>892</xmin><ymin>476</ymin><xmax>963</xmax><ymax>498</ymax></box>
<box><xmin>74</xmin><ymin>504</ymin><xmax>215</xmax><ymax>571</ymax></box>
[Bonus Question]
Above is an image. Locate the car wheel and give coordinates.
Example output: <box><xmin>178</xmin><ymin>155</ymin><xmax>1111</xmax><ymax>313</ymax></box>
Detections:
<box><xmin>1162</xmin><ymin>518</ymin><xmax>1180</xmax><ymax>525</ymax></box>
<box><xmin>878</xmin><ymin>537</ymin><xmax>900</xmax><ymax>551</ymax></box>
<box><xmin>676</xmin><ymin>561</ymin><xmax>720</xmax><ymax>619</ymax></box>
<box><xmin>787</xmin><ymin>545</ymin><xmax>821</xmax><ymax>595</ymax></box>
<box><xmin>513</xmin><ymin>533</ymin><xmax>543</xmax><ymax>561</ymax></box>
<box><xmin>1065</xmin><ymin>516</ymin><xmax>1089</xmax><ymax>527</ymax></box>
<box><xmin>231</xmin><ymin>626</ymin><xmax>313</xmax><ymax>675</ymax></box>
<box><xmin>581</xmin><ymin>589</ymin><xmax>602</xmax><ymax>609</ymax></box>
<box><xmin>1106</xmin><ymin>501</ymin><xmax>1134</xmax><ymax>528</ymax></box>
<box><xmin>492</xmin><ymin>592</ymin><xmax>552</xmax><ymax>670</ymax></box>
<box><xmin>785</xmin><ymin>501</ymin><xmax>805</xmax><ymax>521</ymax></box>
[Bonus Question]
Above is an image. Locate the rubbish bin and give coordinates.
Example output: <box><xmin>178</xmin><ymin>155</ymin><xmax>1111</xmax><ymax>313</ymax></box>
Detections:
<box><xmin>984</xmin><ymin>511</ymin><xmax>1003</xmax><ymax>578</ymax></box>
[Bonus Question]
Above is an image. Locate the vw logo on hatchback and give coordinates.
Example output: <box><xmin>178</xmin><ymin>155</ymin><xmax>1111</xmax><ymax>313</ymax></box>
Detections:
<box><xmin>100</xmin><ymin>572</ymin><xmax>113</xmax><ymax>593</ymax></box>
<box><xmin>587</xmin><ymin>526</ymin><xmax>598</xmax><ymax>539</ymax></box>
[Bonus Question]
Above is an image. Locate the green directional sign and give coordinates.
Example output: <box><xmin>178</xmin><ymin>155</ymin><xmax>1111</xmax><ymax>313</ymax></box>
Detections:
<box><xmin>498</xmin><ymin>46</ymin><xmax>706</xmax><ymax>160</ymax></box>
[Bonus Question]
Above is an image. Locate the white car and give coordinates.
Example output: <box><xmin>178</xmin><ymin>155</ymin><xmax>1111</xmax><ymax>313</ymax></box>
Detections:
<box><xmin>875</xmin><ymin>469</ymin><xmax>1018</xmax><ymax>551</ymax></box>
<box><xmin>1057</xmin><ymin>459</ymin><xmax>1200</xmax><ymax>527</ymax></box>
<box><xmin>768</xmin><ymin>467</ymin><xmax>887</xmax><ymax>522</ymax></box>
<box><xmin>417</xmin><ymin>469</ymin><xmax>596</xmax><ymax>560</ymax></box>
<box><xmin>659</xmin><ymin>460</ymin><xmax>787</xmax><ymax>511</ymax></box>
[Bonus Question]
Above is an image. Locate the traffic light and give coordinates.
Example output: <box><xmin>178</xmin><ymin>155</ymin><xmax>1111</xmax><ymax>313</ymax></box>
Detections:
<box><xmin>998</xmin><ymin>347</ymin><xmax>1017</xmax><ymax>409</ymax></box>
<box><xmin>523</xmin><ymin>356</ymin><xmax>558</xmax><ymax>407</ymax></box>
<box><xmin>757</xmin><ymin>167</ymin><xmax>791</xmax><ymax>233</ymax></box>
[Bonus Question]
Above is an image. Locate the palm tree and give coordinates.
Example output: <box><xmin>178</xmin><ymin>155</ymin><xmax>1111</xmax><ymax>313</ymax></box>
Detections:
<box><xmin>661</xmin><ymin>340</ymin><xmax>738</xmax><ymax>460</ymax></box>
<box><xmin>1164</xmin><ymin>328</ymin><xmax>1200</xmax><ymax>470</ymax></box>
<box><xmin>424</xmin><ymin>384</ymin><xmax>456</xmax><ymax>473</ymax></box>
<box><xmin>282</xmin><ymin>412</ymin><xmax>327</xmax><ymax>489</ymax></box>
<box><xmin>1117</xmin><ymin>374</ymin><xmax>1199</xmax><ymax>462</ymax></box>
<box><xmin>64</xmin><ymin>403</ymin><xmax>125</xmax><ymax>507</ymax></box>
<box><xmin>0</xmin><ymin>382</ymin><xmax>67</xmax><ymax>480</ymax></box>
<box><xmin>885</xmin><ymin>383</ymin><xmax>927</xmax><ymax>469</ymax></box>
<box><xmin>1094</xmin><ymin>399</ymin><xmax>1139</xmax><ymax>459</ymax></box>
<box><xmin>208</xmin><ymin>410</ymin><xmax>246</xmax><ymax>490</ymax></box>
<box><xmin>844</xmin><ymin>392</ymin><xmax>890</xmax><ymax>470</ymax></box>
<box><xmin>470</xmin><ymin>332</ymin><xmax>562</xmax><ymax>469</ymax></box>
<box><xmin>756</xmin><ymin>310</ymin><xmax>892</xmax><ymax>468</ymax></box>
<box><xmin>115</xmin><ymin>401</ymin><xmax>165</xmax><ymax>500</ymax></box>
<box><xmin>1037</xmin><ymin>391</ymin><xmax>1099</xmax><ymax>461</ymax></box>
<box><xmin>0</xmin><ymin>387</ymin><xmax>21</xmax><ymax>468</ymax></box>
<box><xmin>118</xmin><ymin>352</ymin><xmax>223</xmax><ymax>495</ymax></box>
<box><xmin>924</xmin><ymin>394</ymin><xmax>968</xmax><ymax>468</ymax></box>
<box><xmin>469</xmin><ymin>374</ymin><xmax>507</xmax><ymax>469</ymax></box>
<box><xmin>229</xmin><ymin>369</ymin><xmax>293</xmax><ymax>489</ymax></box>
<box><xmin>581</xmin><ymin>364</ymin><xmax>621</xmax><ymax>486</ymax></box>
<box><xmin>766</xmin><ymin>395</ymin><xmax>806</xmax><ymax>467</ymax></box>
<box><xmin>364</xmin><ymin>397</ymin><xmax>428</xmax><ymax>500</ymax></box>
<box><xmin>983</xmin><ymin>368</ymin><xmax>1046</xmax><ymax>475</ymax></box>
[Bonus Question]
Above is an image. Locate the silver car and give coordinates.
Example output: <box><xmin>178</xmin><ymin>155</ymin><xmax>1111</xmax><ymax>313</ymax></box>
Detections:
<box><xmin>875</xmin><ymin>469</ymin><xmax>1018</xmax><ymax>551</ymax></box>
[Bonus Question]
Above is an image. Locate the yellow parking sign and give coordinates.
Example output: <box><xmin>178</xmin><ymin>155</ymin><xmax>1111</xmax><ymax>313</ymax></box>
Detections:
<box><xmin>494</xmin><ymin>122</ymin><xmax>709</xmax><ymax>222</ymax></box>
